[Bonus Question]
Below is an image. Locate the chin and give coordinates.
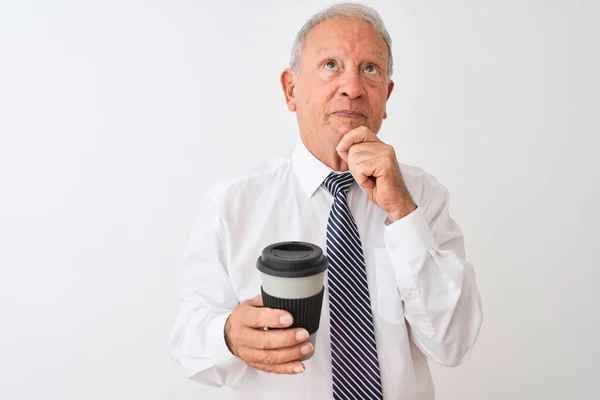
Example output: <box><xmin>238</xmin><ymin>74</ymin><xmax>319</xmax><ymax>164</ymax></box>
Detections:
<box><xmin>327</xmin><ymin>131</ymin><xmax>345</xmax><ymax>146</ymax></box>
<box><xmin>335</xmin><ymin>119</ymin><xmax>368</xmax><ymax>133</ymax></box>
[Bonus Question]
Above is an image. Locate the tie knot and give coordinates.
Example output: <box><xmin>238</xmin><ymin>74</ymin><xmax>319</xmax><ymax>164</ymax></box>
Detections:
<box><xmin>323</xmin><ymin>171</ymin><xmax>354</xmax><ymax>196</ymax></box>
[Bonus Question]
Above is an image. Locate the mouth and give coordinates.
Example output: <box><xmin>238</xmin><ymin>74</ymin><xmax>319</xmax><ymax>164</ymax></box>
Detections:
<box><xmin>333</xmin><ymin>110</ymin><xmax>366</xmax><ymax>119</ymax></box>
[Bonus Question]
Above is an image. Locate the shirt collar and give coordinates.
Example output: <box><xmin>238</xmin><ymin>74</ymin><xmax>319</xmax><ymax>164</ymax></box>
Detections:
<box><xmin>292</xmin><ymin>139</ymin><xmax>335</xmax><ymax>198</ymax></box>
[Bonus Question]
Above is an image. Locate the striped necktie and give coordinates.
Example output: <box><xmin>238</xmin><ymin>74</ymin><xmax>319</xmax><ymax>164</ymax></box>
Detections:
<box><xmin>323</xmin><ymin>171</ymin><xmax>384</xmax><ymax>400</ymax></box>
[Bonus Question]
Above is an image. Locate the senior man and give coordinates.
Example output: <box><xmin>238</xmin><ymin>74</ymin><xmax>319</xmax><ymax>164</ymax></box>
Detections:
<box><xmin>170</xmin><ymin>3</ymin><xmax>483</xmax><ymax>399</ymax></box>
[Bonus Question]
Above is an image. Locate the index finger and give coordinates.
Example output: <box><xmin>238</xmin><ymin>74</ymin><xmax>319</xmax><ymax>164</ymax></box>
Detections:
<box><xmin>241</xmin><ymin>301</ymin><xmax>294</xmax><ymax>329</ymax></box>
<box><xmin>335</xmin><ymin>126</ymin><xmax>379</xmax><ymax>153</ymax></box>
<box><xmin>246</xmin><ymin>294</ymin><xmax>264</xmax><ymax>307</ymax></box>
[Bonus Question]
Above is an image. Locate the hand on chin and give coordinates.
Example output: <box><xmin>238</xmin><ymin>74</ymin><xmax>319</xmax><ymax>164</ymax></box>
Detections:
<box><xmin>330</xmin><ymin>121</ymin><xmax>368</xmax><ymax>148</ymax></box>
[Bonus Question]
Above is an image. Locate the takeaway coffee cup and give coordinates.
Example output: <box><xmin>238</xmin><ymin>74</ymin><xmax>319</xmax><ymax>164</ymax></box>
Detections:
<box><xmin>257</xmin><ymin>241</ymin><xmax>328</xmax><ymax>361</ymax></box>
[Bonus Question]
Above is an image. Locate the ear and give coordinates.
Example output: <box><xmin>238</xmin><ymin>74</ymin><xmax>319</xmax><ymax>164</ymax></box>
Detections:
<box><xmin>280</xmin><ymin>68</ymin><xmax>297</xmax><ymax>112</ymax></box>
<box><xmin>383</xmin><ymin>79</ymin><xmax>395</xmax><ymax>119</ymax></box>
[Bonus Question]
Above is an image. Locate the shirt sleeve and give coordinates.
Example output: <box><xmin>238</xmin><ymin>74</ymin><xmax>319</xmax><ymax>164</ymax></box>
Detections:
<box><xmin>169</xmin><ymin>194</ymin><xmax>248</xmax><ymax>387</ymax></box>
<box><xmin>383</xmin><ymin>177</ymin><xmax>483</xmax><ymax>367</ymax></box>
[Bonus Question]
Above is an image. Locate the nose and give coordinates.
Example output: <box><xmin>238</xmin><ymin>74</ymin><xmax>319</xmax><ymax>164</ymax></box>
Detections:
<box><xmin>339</xmin><ymin>70</ymin><xmax>365</xmax><ymax>100</ymax></box>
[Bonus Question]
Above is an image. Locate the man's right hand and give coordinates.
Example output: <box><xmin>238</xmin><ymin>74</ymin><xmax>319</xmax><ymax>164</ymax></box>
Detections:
<box><xmin>224</xmin><ymin>294</ymin><xmax>314</xmax><ymax>374</ymax></box>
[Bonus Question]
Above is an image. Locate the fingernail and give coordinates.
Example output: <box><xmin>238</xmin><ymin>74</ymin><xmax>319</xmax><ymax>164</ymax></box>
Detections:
<box><xmin>295</xmin><ymin>329</ymin><xmax>309</xmax><ymax>341</ymax></box>
<box><xmin>301</xmin><ymin>343</ymin><xmax>313</xmax><ymax>355</ymax></box>
<box><xmin>293</xmin><ymin>365</ymin><xmax>304</xmax><ymax>374</ymax></box>
<box><xmin>279</xmin><ymin>315</ymin><xmax>293</xmax><ymax>325</ymax></box>
<box><xmin>336</xmin><ymin>143</ymin><xmax>342</xmax><ymax>151</ymax></box>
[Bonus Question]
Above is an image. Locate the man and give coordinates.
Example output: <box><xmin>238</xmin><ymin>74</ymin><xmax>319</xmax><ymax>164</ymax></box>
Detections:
<box><xmin>170</xmin><ymin>3</ymin><xmax>483</xmax><ymax>399</ymax></box>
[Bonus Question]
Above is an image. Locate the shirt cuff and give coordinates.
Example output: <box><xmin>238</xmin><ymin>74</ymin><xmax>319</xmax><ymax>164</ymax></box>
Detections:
<box><xmin>384</xmin><ymin>207</ymin><xmax>435</xmax><ymax>265</ymax></box>
<box><xmin>383</xmin><ymin>208</ymin><xmax>436</xmax><ymax>338</ymax></box>
<box><xmin>207</xmin><ymin>312</ymin><xmax>236</xmax><ymax>364</ymax></box>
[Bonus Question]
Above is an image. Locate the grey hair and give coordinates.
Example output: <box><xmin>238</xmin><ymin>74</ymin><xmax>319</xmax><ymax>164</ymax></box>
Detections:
<box><xmin>289</xmin><ymin>2</ymin><xmax>393</xmax><ymax>77</ymax></box>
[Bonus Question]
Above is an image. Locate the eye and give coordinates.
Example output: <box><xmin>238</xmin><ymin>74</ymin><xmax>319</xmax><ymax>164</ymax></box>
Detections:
<box><xmin>324</xmin><ymin>60</ymin><xmax>337</xmax><ymax>70</ymax></box>
<box><xmin>364</xmin><ymin>63</ymin><xmax>378</xmax><ymax>74</ymax></box>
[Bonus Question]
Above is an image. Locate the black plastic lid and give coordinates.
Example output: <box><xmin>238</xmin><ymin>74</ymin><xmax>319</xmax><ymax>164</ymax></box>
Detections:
<box><xmin>256</xmin><ymin>241</ymin><xmax>328</xmax><ymax>278</ymax></box>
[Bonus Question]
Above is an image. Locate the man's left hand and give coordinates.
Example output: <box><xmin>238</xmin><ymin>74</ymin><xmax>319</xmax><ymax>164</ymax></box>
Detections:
<box><xmin>336</xmin><ymin>126</ymin><xmax>417</xmax><ymax>223</ymax></box>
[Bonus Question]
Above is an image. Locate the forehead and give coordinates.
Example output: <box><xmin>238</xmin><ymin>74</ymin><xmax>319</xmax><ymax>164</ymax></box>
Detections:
<box><xmin>303</xmin><ymin>17</ymin><xmax>388</xmax><ymax>60</ymax></box>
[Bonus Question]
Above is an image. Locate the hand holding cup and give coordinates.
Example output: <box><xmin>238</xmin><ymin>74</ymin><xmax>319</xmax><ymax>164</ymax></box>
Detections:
<box><xmin>225</xmin><ymin>295</ymin><xmax>314</xmax><ymax>374</ymax></box>
<box><xmin>225</xmin><ymin>241</ymin><xmax>328</xmax><ymax>375</ymax></box>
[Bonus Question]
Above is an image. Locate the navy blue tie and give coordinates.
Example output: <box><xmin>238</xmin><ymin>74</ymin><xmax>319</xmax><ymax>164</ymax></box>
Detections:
<box><xmin>323</xmin><ymin>172</ymin><xmax>384</xmax><ymax>400</ymax></box>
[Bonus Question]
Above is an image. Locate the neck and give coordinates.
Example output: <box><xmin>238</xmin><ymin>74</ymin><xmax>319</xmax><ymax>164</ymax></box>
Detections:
<box><xmin>299</xmin><ymin>135</ymin><xmax>349</xmax><ymax>172</ymax></box>
<box><xmin>326</xmin><ymin>155</ymin><xmax>349</xmax><ymax>172</ymax></box>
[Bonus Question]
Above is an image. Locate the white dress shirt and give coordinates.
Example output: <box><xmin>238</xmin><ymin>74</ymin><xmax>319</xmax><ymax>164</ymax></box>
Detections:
<box><xmin>170</xmin><ymin>140</ymin><xmax>483</xmax><ymax>400</ymax></box>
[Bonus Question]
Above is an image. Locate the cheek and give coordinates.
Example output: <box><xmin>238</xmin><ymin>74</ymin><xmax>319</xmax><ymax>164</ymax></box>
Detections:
<box><xmin>369</xmin><ymin>88</ymin><xmax>389</xmax><ymax>114</ymax></box>
<box><xmin>317</xmin><ymin>83</ymin><xmax>338</xmax><ymax>108</ymax></box>
<box><xmin>305</xmin><ymin>86</ymin><xmax>330</xmax><ymax>114</ymax></box>
<box><xmin>298</xmin><ymin>76</ymin><xmax>337</xmax><ymax>118</ymax></box>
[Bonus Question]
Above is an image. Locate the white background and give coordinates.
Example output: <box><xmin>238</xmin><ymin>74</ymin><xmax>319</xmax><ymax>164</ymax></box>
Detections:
<box><xmin>1</xmin><ymin>0</ymin><xmax>599</xmax><ymax>399</ymax></box>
